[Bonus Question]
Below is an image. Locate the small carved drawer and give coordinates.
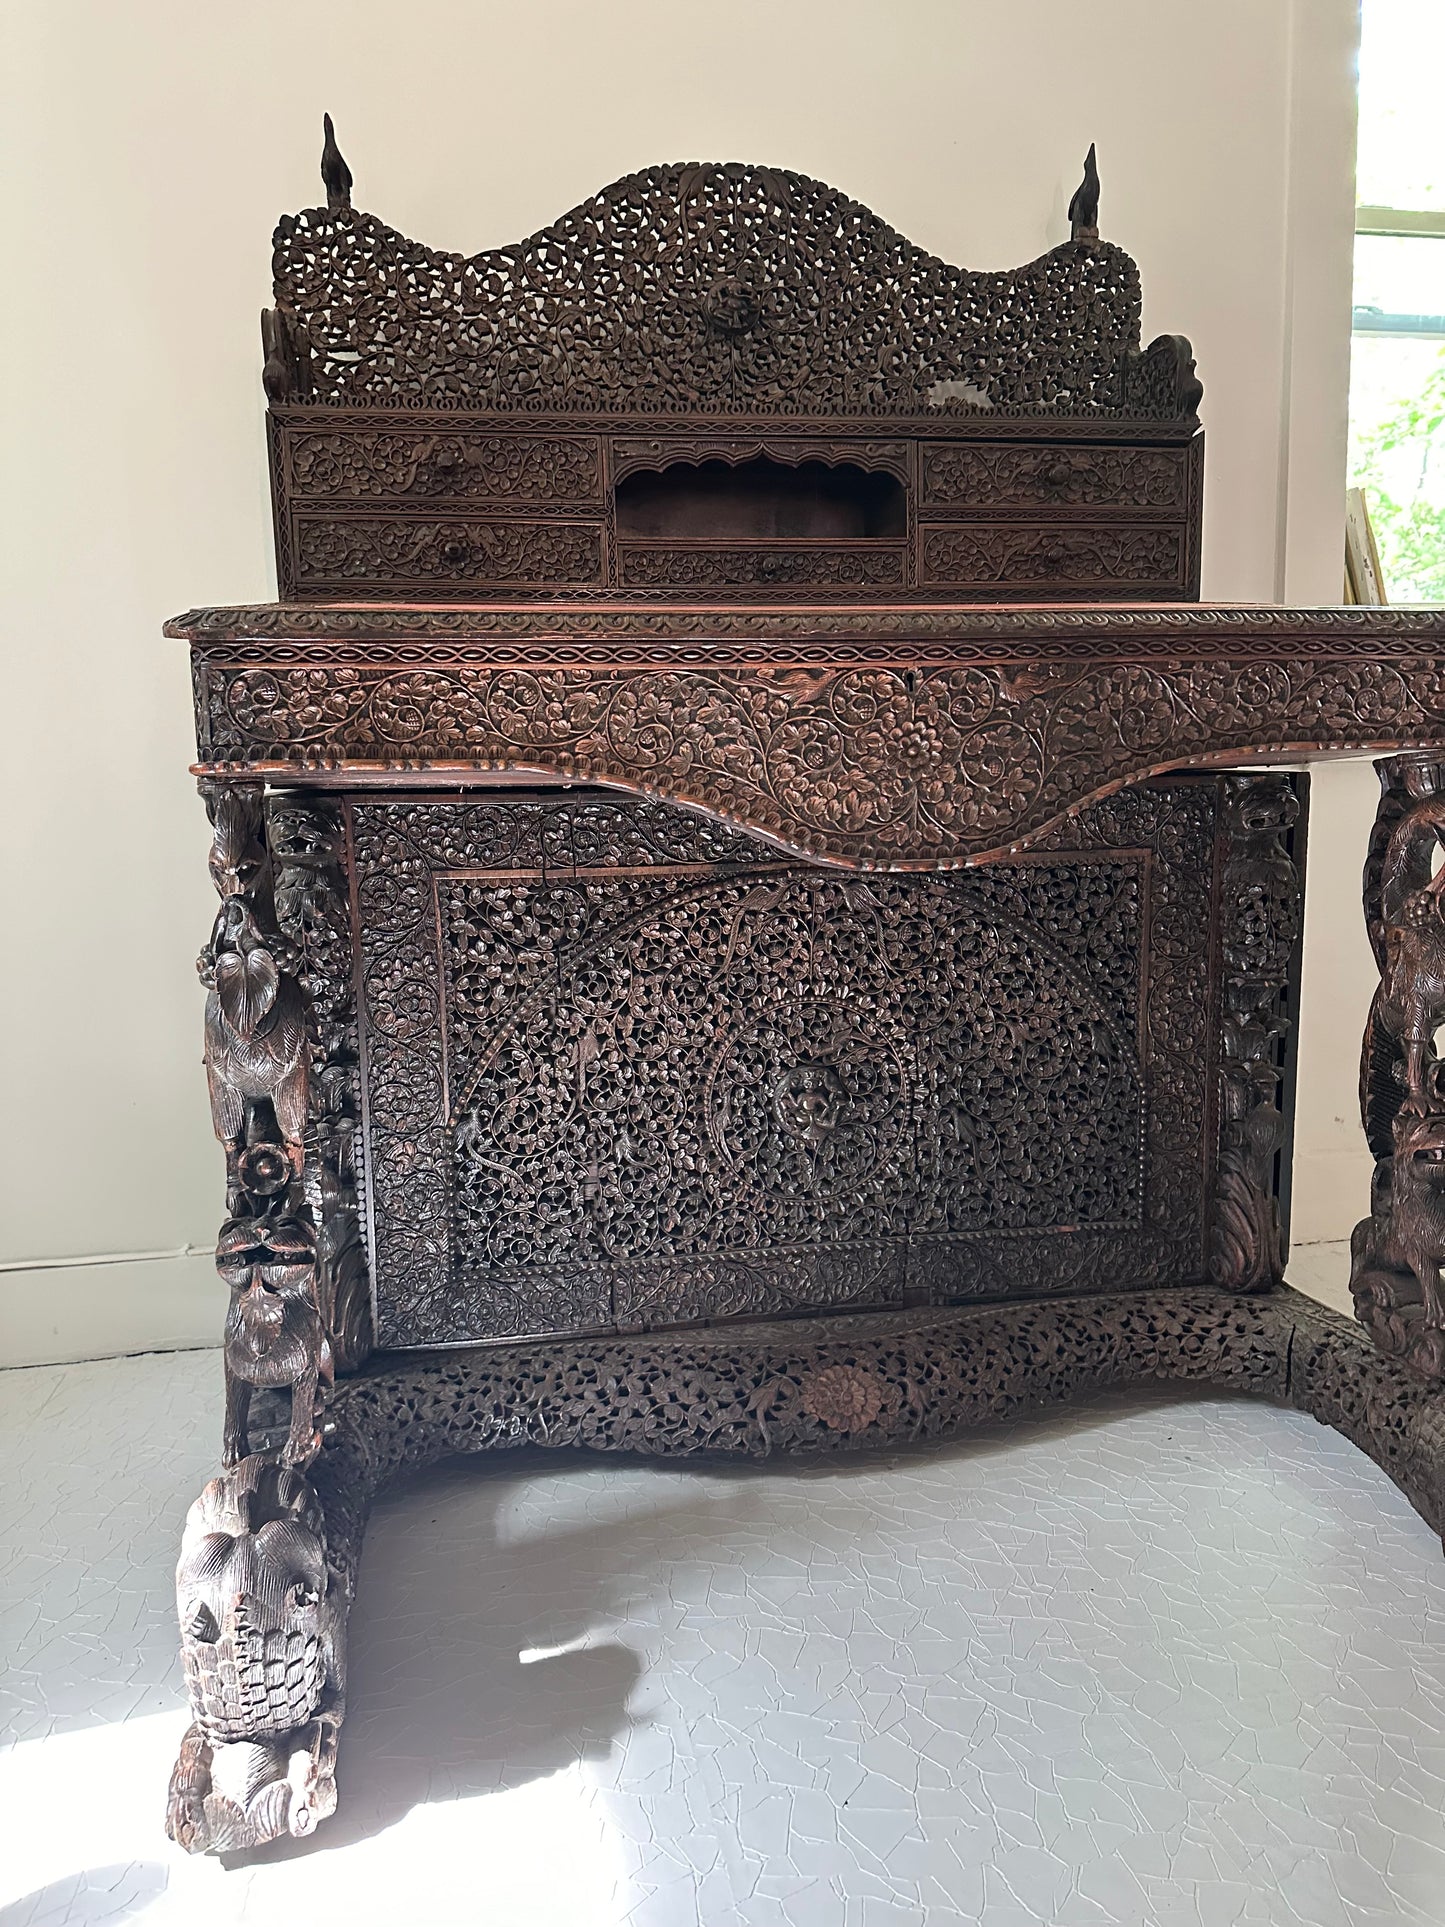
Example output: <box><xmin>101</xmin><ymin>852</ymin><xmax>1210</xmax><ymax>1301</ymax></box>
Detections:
<box><xmin>616</xmin><ymin>541</ymin><xmax>908</xmax><ymax>591</ymax></box>
<box><xmin>921</xmin><ymin>442</ymin><xmax>1194</xmax><ymax>514</ymax></box>
<box><xmin>291</xmin><ymin>514</ymin><xmax>605</xmax><ymax>594</ymax></box>
<box><xmin>344</xmin><ymin>779</ymin><xmax>1263</xmax><ymax>1352</ymax></box>
<box><xmin>280</xmin><ymin>428</ymin><xmax>604</xmax><ymax>503</ymax></box>
<box><xmin>917</xmin><ymin>521</ymin><xmax>1191</xmax><ymax>597</ymax></box>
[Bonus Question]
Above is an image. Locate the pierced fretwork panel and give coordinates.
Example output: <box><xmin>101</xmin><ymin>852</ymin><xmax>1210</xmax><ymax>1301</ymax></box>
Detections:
<box><xmin>350</xmin><ymin>786</ymin><xmax>1216</xmax><ymax>1348</ymax></box>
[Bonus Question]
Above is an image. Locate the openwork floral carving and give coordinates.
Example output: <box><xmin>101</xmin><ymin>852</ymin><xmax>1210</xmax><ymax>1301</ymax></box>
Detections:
<box><xmin>348</xmin><ymin>786</ymin><xmax>1216</xmax><ymax>1348</ymax></box>
<box><xmin>268</xmin><ymin>163</ymin><xmax>1186</xmax><ymax>417</ymax></box>
<box><xmin>165</xmin><ymin>1282</ymin><xmax>1445</xmax><ymax>1851</ymax></box>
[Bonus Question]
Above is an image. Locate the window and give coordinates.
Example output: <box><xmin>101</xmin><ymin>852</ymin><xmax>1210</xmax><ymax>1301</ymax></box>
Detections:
<box><xmin>1348</xmin><ymin>0</ymin><xmax>1445</xmax><ymax>601</ymax></box>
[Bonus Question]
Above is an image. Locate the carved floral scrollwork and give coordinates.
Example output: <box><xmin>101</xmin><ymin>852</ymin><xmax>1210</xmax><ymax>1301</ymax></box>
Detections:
<box><xmin>921</xmin><ymin>443</ymin><xmax>1189</xmax><ymax>510</ymax></box>
<box><xmin>287</xmin><ymin>430</ymin><xmax>602</xmax><ymax>501</ymax></box>
<box><xmin>294</xmin><ymin>516</ymin><xmax>602</xmax><ymax>587</ymax></box>
<box><xmin>619</xmin><ymin>544</ymin><xmax>906</xmax><ymax>589</ymax></box>
<box><xmin>269</xmin><ymin>163</ymin><xmax>1175</xmax><ymax>416</ymax></box>
<box><xmin>190</xmin><ymin>626</ymin><xmax>1445</xmax><ymax>868</ymax></box>
<box><xmin>921</xmin><ymin>524</ymin><xmax>1184</xmax><ymax>588</ymax></box>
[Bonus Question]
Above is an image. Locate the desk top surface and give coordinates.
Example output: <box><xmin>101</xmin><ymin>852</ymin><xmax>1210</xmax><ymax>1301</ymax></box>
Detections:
<box><xmin>171</xmin><ymin>600</ymin><xmax>1445</xmax><ymax>647</ymax></box>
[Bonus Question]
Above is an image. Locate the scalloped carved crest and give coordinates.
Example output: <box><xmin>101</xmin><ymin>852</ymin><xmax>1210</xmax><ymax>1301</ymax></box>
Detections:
<box><xmin>268</xmin><ymin>160</ymin><xmax>1199</xmax><ymax>418</ymax></box>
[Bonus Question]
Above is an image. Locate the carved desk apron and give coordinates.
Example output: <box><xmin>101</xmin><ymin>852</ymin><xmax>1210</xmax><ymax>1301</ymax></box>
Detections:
<box><xmin>162</xmin><ymin>128</ymin><xmax>1445</xmax><ymax>1858</ymax></box>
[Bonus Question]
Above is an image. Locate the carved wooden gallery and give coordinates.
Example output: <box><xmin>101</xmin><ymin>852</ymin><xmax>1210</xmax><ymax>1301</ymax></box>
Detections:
<box><xmin>164</xmin><ymin>122</ymin><xmax>1445</xmax><ymax>1852</ymax></box>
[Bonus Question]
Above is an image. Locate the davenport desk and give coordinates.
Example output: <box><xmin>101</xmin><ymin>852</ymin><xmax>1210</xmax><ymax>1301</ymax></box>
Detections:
<box><xmin>163</xmin><ymin>132</ymin><xmax>1445</xmax><ymax>1853</ymax></box>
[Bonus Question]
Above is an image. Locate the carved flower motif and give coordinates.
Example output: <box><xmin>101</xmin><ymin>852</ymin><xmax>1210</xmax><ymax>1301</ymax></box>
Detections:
<box><xmin>236</xmin><ymin>1142</ymin><xmax>294</xmax><ymax>1199</ymax></box>
<box><xmin>800</xmin><ymin>1363</ymin><xmax>885</xmax><ymax>1433</ymax></box>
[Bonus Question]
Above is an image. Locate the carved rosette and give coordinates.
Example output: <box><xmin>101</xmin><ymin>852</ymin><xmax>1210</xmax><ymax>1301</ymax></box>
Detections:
<box><xmin>1351</xmin><ymin>754</ymin><xmax>1445</xmax><ymax>1380</ymax></box>
<box><xmin>1208</xmin><ymin>774</ymin><xmax>1303</xmax><ymax>1294</ymax></box>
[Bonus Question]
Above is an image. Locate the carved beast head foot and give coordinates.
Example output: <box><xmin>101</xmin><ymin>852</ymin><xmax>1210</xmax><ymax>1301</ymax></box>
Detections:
<box><xmin>165</xmin><ymin>1717</ymin><xmax>339</xmax><ymax>1854</ymax></box>
<box><xmin>176</xmin><ymin>1456</ymin><xmax>333</xmax><ymax>1743</ymax></box>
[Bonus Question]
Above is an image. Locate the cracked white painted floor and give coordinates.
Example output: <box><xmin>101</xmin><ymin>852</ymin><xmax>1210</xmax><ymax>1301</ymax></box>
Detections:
<box><xmin>5</xmin><ymin>1287</ymin><xmax>1445</xmax><ymax>1926</ymax></box>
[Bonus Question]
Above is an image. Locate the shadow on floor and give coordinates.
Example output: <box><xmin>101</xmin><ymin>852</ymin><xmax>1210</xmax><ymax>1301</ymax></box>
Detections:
<box><xmin>237</xmin><ymin>1384</ymin><xmax>1293</xmax><ymax>1865</ymax></box>
<box><xmin>0</xmin><ymin>1864</ymin><xmax>168</xmax><ymax>1927</ymax></box>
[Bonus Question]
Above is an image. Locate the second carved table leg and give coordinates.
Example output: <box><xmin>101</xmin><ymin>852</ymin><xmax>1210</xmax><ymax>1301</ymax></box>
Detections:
<box><xmin>1209</xmin><ymin>774</ymin><xmax>1304</xmax><ymax>1292</ymax></box>
<box><xmin>1351</xmin><ymin>753</ymin><xmax>1445</xmax><ymax>1378</ymax></box>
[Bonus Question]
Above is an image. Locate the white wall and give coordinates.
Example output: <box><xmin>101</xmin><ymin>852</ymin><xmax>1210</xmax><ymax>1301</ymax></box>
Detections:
<box><xmin>0</xmin><ymin>0</ymin><xmax>1366</xmax><ymax>1366</ymax></box>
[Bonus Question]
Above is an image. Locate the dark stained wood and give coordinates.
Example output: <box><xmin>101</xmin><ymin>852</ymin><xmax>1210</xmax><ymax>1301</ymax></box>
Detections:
<box><xmin>1352</xmin><ymin>753</ymin><xmax>1445</xmax><ymax>1376</ymax></box>
<box><xmin>164</xmin><ymin>124</ymin><xmax>1445</xmax><ymax>1855</ymax></box>
<box><xmin>261</xmin><ymin>132</ymin><xmax>1203</xmax><ymax>602</ymax></box>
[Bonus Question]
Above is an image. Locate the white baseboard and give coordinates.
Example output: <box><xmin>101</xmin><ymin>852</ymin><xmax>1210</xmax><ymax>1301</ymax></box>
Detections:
<box><xmin>1289</xmin><ymin>1146</ymin><xmax>1374</xmax><ymax>1248</ymax></box>
<box><xmin>0</xmin><ymin>1250</ymin><xmax>224</xmax><ymax>1368</ymax></box>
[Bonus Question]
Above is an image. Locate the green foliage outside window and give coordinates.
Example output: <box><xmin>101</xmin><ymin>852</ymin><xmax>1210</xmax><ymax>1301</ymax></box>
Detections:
<box><xmin>1351</xmin><ymin>346</ymin><xmax>1445</xmax><ymax>602</ymax></box>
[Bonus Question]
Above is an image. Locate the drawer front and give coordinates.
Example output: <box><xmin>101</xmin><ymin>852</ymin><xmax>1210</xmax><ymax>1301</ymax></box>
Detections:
<box><xmin>292</xmin><ymin>515</ymin><xmax>604</xmax><ymax>592</ymax></box>
<box><xmin>921</xmin><ymin>442</ymin><xmax>1191</xmax><ymax>513</ymax></box>
<box><xmin>918</xmin><ymin>522</ymin><xmax>1187</xmax><ymax>595</ymax></box>
<box><xmin>618</xmin><ymin>542</ymin><xmax>907</xmax><ymax>590</ymax></box>
<box><xmin>284</xmin><ymin>429</ymin><xmax>603</xmax><ymax>503</ymax></box>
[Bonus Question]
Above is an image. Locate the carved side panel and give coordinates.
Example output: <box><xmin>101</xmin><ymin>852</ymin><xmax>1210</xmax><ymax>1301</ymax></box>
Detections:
<box><xmin>270</xmin><ymin>165</ymin><xmax>1161</xmax><ymax>414</ymax></box>
<box><xmin>1351</xmin><ymin>753</ymin><xmax>1445</xmax><ymax>1377</ymax></box>
<box><xmin>1208</xmin><ymin>775</ymin><xmax>1305</xmax><ymax>1293</ymax></box>
<box><xmin>198</xmin><ymin>787</ymin><xmax>371</xmax><ymax>1467</ymax></box>
<box><xmin>349</xmin><ymin>784</ymin><xmax>1218</xmax><ymax>1349</ymax></box>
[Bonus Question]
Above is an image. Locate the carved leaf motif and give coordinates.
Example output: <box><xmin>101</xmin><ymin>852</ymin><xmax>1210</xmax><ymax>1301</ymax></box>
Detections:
<box><xmin>215</xmin><ymin>947</ymin><xmax>279</xmax><ymax>1039</ymax></box>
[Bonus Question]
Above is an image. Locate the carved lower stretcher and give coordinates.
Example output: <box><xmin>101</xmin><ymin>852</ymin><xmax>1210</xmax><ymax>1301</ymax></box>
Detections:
<box><xmin>162</xmin><ymin>131</ymin><xmax>1445</xmax><ymax>1854</ymax></box>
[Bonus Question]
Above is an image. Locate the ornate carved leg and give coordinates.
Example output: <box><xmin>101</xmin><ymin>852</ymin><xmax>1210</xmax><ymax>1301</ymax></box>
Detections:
<box><xmin>167</xmin><ymin>787</ymin><xmax>368</xmax><ymax>1854</ymax></box>
<box><xmin>1351</xmin><ymin>754</ymin><xmax>1445</xmax><ymax>1379</ymax></box>
<box><xmin>1209</xmin><ymin>774</ymin><xmax>1304</xmax><ymax>1292</ymax></box>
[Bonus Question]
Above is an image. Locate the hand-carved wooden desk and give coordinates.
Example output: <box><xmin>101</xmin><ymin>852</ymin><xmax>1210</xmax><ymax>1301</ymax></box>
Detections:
<box><xmin>163</xmin><ymin>130</ymin><xmax>1445</xmax><ymax>1855</ymax></box>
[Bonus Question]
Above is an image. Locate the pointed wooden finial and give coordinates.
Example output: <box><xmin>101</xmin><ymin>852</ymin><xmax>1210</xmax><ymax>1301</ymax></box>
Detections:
<box><xmin>1068</xmin><ymin>142</ymin><xmax>1100</xmax><ymax>241</ymax></box>
<box><xmin>321</xmin><ymin>112</ymin><xmax>353</xmax><ymax>212</ymax></box>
